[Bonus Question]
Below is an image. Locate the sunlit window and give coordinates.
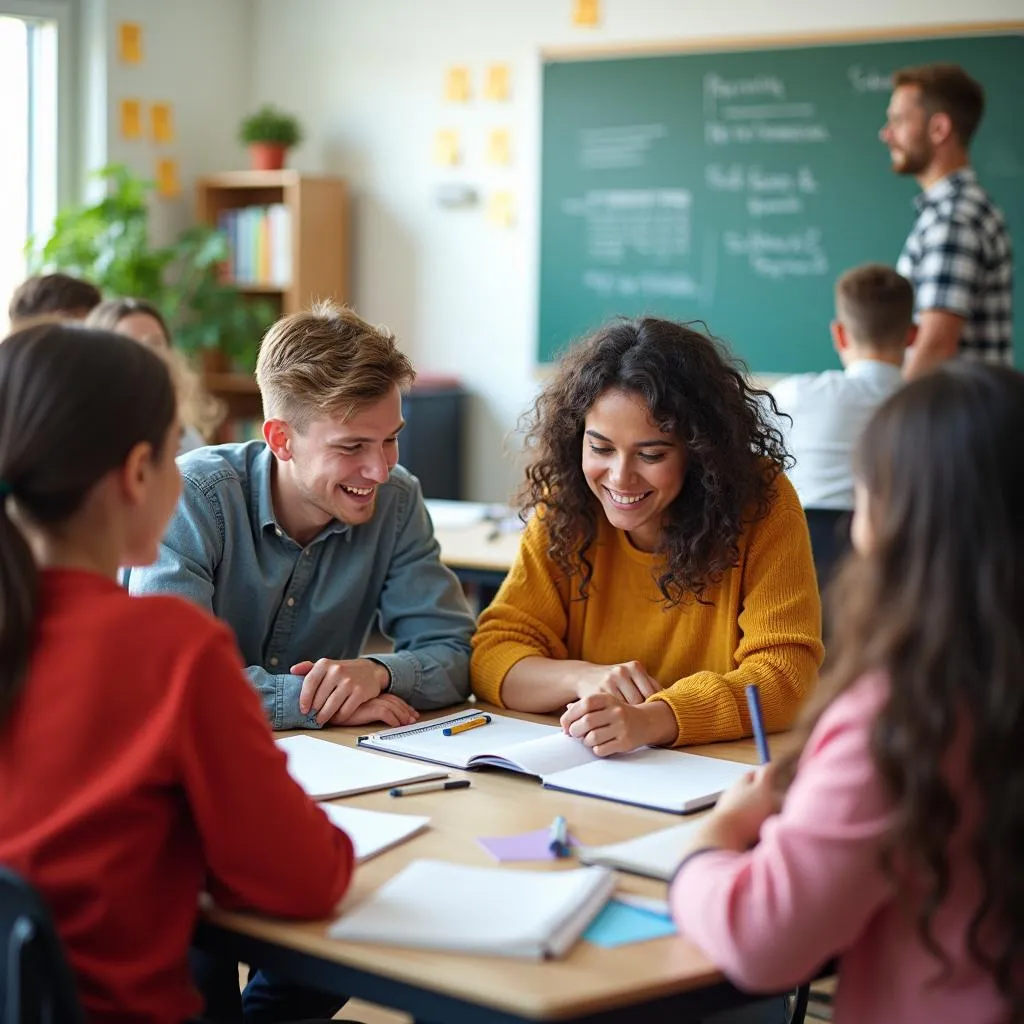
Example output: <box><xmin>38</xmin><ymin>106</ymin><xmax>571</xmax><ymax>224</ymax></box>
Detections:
<box><xmin>0</xmin><ymin>12</ymin><xmax>58</xmax><ymax>331</ymax></box>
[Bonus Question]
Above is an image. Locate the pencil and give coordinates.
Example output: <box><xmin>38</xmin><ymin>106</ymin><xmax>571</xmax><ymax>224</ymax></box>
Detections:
<box><xmin>442</xmin><ymin>714</ymin><xmax>492</xmax><ymax>737</ymax></box>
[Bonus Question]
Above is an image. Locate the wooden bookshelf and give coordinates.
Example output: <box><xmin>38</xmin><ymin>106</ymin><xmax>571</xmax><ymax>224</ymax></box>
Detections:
<box><xmin>196</xmin><ymin>171</ymin><xmax>349</xmax><ymax>440</ymax></box>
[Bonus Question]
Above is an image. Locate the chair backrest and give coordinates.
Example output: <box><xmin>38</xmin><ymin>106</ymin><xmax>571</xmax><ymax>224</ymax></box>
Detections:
<box><xmin>0</xmin><ymin>866</ymin><xmax>85</xmax><ymax>1024</ymax></box>
<box><xmin>803</xmin><ymin>507</ymin><xmax>852</xmax><ymax>591</ymax></box>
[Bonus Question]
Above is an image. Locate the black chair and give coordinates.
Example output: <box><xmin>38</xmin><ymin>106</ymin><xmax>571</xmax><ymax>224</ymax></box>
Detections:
<box><xmin>803</xmin><ymin>507</ymin><xmax>852</xmax><ymax>591</ymax></box>
<box><xmin>0</xmin><ymin>866</ymin><xmax>84</xmax><ymax>1024</ymax></box>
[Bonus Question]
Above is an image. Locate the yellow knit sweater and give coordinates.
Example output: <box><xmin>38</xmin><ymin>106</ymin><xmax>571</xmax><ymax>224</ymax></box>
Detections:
<box><xmin>471</xmin><ymin>474</ymin><xmax>823</xmax><ymax>746</ymax></box>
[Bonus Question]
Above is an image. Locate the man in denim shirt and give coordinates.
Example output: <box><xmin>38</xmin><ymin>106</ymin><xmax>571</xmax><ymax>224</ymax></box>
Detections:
<box><xmin>131</xmin><ymin>302</ymin><xmax>476</xmax><ymax>1022</ymax></box>
<box><xmin>131</xmin><ymin>302</ymin><xmax>474</xmax><ymax>733</ymax></box>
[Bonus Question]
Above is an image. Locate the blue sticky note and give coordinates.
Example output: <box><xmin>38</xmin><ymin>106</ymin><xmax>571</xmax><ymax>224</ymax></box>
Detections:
<box><xmin>583</xmin><ymin>899</ymin><xmax>677</xmax><ymax>948</ymax></box>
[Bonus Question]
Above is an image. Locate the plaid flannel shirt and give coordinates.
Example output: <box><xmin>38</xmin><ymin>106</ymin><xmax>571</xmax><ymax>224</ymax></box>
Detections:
<box><xmin>897</xmin><ymin>168</ymin><xmax>1013</xmax><ymax>365</ymax></box>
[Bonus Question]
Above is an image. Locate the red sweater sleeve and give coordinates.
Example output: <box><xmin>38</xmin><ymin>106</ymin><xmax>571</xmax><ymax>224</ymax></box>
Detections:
<box><xmin>176</xmin><ymin>628</ymin><xmax>355</xmax><ymax>918</ymax></box>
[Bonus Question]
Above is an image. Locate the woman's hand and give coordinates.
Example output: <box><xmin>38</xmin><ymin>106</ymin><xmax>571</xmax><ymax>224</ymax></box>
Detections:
<box><xmin>688</xmin><ymin>765</ymin><xmax>781</xmax><ymax>853</ymax></box>
<box><xmin>560</xmin><ymin>693</ymin><xmax>678</xmax><ymax>755</ymax></box>
<box><xmin>573</xmin><ymin>660</ymin><xmax>663</xmax><ymax>705</ymax></box>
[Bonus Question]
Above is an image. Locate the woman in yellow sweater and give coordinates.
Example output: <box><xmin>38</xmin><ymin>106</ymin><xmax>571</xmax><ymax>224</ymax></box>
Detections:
<box><xmin>471</xmin><ymin>317</ymin><xmax>823</xmax><ymax>754</ymax></box>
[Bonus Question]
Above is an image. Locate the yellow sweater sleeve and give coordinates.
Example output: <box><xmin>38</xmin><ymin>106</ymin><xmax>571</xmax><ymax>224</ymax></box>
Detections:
<box><xmin>470</xmin><ymin>515</ymin><xmax>570</xmax><ymax>706</ymax></box>
<box><xmin>647</xmin><ymin>476</ymin><xmax>824</xmax><ymax>746</ymax></box>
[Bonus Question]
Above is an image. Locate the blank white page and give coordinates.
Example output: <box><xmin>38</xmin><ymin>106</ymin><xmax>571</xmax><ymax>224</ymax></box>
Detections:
<box><xmin>276</xmin><ymin>735</ymin><xmax>446</xmax><ymax>800</ymax></box>
<box><xmin>320</xmin><ymin>804</ymin><xmax>430</xmax><ymax>863</ymax></box>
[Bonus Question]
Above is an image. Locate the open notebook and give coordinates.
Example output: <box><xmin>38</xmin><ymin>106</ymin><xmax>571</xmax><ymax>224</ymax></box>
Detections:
<box><xmin>329</xmin><ymin>859</ymin><xmax>615</xmax><ymax>959</ymax></box>
<box><xmin>358</xmin><ymin>711</ymin><xmax>751</xmax><ymax>814</ymax></box>
<box><xmin>577</xmin><ymin>820</ymin><xmax>707</xmax><ymax>881</ymax></box>
<box><xmin>276</xmin><ymin>735</ymin><xmax>447</xmax><ymax>800</ymax></box>
<box><xmin>320</xmin><ymin>804</ymin><xmax>429</xmax><ymax>863</ymax></box>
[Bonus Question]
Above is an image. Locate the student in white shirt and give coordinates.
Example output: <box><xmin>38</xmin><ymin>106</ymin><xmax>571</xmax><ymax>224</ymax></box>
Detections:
<box><xmin>772</xmin><ymin>264</ymin><xmax>915</xmax><ymax>511</ymax></box>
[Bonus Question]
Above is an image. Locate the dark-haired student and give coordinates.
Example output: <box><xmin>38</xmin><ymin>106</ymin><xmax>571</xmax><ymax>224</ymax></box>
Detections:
<box><xmin>0</xmin><ymin>322</ymin><xmax>354</xmax><ymax>1024</ymax></box>
<box><xmin>471</xmin><ymin>317</ymin><xmax>823</xmax><ymax>757</ymax></box>
<box><xmin>7</xmin><ymin>271</ymin><xmax>102</xmax><ymax>328</ymax></box>
<box><xmin>671</xmin><ymin>362</ymin><xmax>1024</xmax><ymax>1022</ymax></box>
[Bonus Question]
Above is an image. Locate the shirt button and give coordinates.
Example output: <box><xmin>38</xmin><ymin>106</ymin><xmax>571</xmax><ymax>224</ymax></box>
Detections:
<box><xmin>303</xmin><ymin>549</ymin><xmax>311</xmax><ymax>557</ymax></box>
<box><xmin>275</xmin><ymin>528</ymin><xmax>283</xmax><ymax>537</ymax></box>
<box><xmin>287</xmin><ymin>597</ymin><xmax>295</xmax><ymax>607</ymax></box>
<box><xmin>269</xmin><ymin>656</ymin><xmax>279</xmax><ymax>667</ymax></box>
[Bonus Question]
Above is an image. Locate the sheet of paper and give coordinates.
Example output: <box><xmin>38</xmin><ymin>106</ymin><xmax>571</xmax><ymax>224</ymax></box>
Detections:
<box><xmin>321</xmin><ymin>803</ymin><xmax>429</xmax><ymax>863</ymax></box>
<box><xmin>433</xmin><ymin>129</ymin><xmax>460</xmax><ymax>167</ymax></box>
<box><xmin>583</xmin><ymin>899</ymin><xmax>677</xmax><ymax>948</ymax></box>
<box><xmin>118</xmin><ymin>22</ymin><xmax>142</xmax><ymax>64</ymax></box>
<box><xmin>155</xmin><ymin>158</ymin><xmax>180</xmax><ymax>198</ymax></box>
<box><xmin>119</xmin><ymin>99</ymin><xmax>142</xmax><ymax>140</ymax></box>
<box><xmin>484</xmin><ymin>63</ymin><xmax>511</xmax><ymax>101</ymax></box>
<box><xmin>487</xmin><ymin>128</ymin><xmax>511</xmax><ymax>167</ymax></box>
<box><xmin>477</xmin><ymin>826</ymin><xmax>579</xmax><ymax>863</ymax></box>
<box><xmin>444</xmin><ymin>66</ymin><xmax>471</xmax><ymax>102</ymax></box>
<box><xmin>572</xmin><ymin>0</ymin><xmax>600</xmax><ymax>27</ymax></box>
<box><xmin>151</xmin><ymin>102</ymin><xmax>174</xmax><ymax>143</ymax></box>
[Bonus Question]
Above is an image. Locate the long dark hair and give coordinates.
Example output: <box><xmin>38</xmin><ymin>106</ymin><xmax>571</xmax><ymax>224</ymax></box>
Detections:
<box><xmin>779</xmin><ymin>362</ymin><xmax>1024</xmax><ymax>1015</ymax></box>
<box><xmin>0</xmin><ymin>323</ymin><xmax>176</xmax><ymax>727</ymax></box>
<box><xmin>519</xmin><ymin>317</ymin><xmax>790</xmax><ymax>603</ymax></box>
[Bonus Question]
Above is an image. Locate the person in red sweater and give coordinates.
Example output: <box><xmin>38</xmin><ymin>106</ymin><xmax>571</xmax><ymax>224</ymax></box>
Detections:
<box><xmin>0</xmin><ymin>322</ymin><xmax>355</xmax><ymax>1024</ymax></box>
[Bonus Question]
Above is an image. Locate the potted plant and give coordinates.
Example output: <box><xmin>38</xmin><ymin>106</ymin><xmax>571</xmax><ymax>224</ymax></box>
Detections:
<box><xmin>238</xmin><ymin>104</ymin><xmax>303</xmax><ymax>171</ymax></box>
<box><xmin>28</xmin><ymin>164</ymin><xmax>275</xmax><ymax>372</ymax></box>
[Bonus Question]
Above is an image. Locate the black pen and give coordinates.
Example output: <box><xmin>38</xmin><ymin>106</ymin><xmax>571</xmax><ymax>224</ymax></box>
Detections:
<box><xmin>389</xmin><ymin>779</ymin><xmax>471</xmax><ymax>797</ymax></box>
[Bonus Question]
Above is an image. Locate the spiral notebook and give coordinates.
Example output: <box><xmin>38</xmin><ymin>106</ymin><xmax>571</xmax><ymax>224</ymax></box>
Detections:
<box><xmin>329</xmin><ymin>859</ymin><xmax>615</xmax><ymax>959</ymax></box>
<box><xmin>358</xmin><ymin>710</ymin><xmax>751</xmax><ymax>814</ymax></box>
<box><xmin>577</xmin><ymin>820</ymin><xmax>707</xmax><ymax>881</ymax></box>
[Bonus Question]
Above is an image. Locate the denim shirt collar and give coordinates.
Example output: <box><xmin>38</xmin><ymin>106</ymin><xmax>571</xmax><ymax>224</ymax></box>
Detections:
<box><xmin>250</xmin><ymin>444</ymin><xmax>352</xmax><ymax>546</ymax></box>
<box><xmin>913</xmin><ymin>166</ymin><xmax>976</xmax><ymax>213</ymax></box>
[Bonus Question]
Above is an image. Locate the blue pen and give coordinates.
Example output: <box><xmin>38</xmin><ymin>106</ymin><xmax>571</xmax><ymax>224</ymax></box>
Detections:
<box><xmin>548</xmin><ymin>814</ymin><xmax>569</xmax><ymax>858</ymax></box>
<box><xmin>745</xmin><ymin>683</ymin><xmax>771</xmax><ymax>765</ymax></box>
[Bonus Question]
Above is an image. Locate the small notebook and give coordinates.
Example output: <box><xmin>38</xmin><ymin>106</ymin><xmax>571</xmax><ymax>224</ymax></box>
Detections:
<box><xmin>276</xmin><ymin>734</ymin><xmax>447</xmax><ymax>800</ymax></box>
<box><xmin>329</xmin><ymin>859</ymin><xmax>615</xmax><ymax>959</ymax></box>
<box><xmin>577</xmin><ymin>820</ymin><xmax>707</xmax><ymax>881</ymax></box>
<box><xmin>359</xmin><ymin>710</ymin><xmax>750</xmax><ymax>814</ymax></box>
<box><xmin>320</xmin><ymin>803</ymin><xmax>430</xmax><ymax>863</ymax></box>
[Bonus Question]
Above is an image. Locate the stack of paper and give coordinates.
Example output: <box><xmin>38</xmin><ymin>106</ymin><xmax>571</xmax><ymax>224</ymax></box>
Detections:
<box><xmin>329</xmin><ymin>859</ymin><xmax>615</xmax><ymax>959</ymax></box>
<box><xmin>320</xmin><ymin>804</ymin><xmax>430</xmax><ymax>863</ymax></box>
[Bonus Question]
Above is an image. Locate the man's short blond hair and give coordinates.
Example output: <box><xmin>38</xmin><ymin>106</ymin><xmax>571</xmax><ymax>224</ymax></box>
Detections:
<box><xmin>255</xmin><ymin>301</ymin><xmax>415</xmax><ymax>429</ymax></box>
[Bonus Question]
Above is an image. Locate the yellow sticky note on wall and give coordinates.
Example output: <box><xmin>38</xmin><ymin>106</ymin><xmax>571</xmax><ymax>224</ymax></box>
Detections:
<box><xmin>151</xmin><ymin>103</ymin><xmax>174</xmax><ymax>143</ymax></box>
<box><xmin>484</xmin><ymin>64</ymin><xmax>511</xmax><ymax>102</ymax></box>
<box><xmin>487</xmin><ymin>129</ymin><xmax>511</xmax><ymax>167</ymax></box>
<box><xmin>119</xmin><ymin>99</ymin><xmax>142</xmax><ymax>140</ymax></box>
<box><xmin>118</xmin><ymin>22</ymin><xmax>143</xmax><ymax>64</ymax></box>
<box><xmin>155</xmin><ymin>158</ymin><xmax>181</xmax><ymax>198</ymax></box>
<box><xmin>488</xmin><ymin>190</ymin><xmax>515</xmax><ymax>228</ymax></box>
<box><xmin>433</xmin><ymin>129</ymin><xmax>460</xmax><ymax>167</ymax></box>
<box><xmin>444</xmin><ymin>66</ymin><xmax>471</xmax><ymax>103</ymax></box>
<box><xmin>572</xmin><ymin>0</ymin><xmax>600</xmax><ymax>27</ymax></box>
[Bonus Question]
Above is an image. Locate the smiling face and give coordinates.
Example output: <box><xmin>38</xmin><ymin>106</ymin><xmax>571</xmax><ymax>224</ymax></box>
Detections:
<box><xmin>272</xmin><ymin>384</ymin><xmax>404</xmax><ymax>538</ymax></box>
<box><xmin>114</xmin><ymin>311</ymin><xmax>171</xmax><ymax>352</ymax></box>
<box><xmin>880</xmin><ymin>84</ymin><xmax>935</xmax><ymax>178</ymax></box>
<box><xmin>581</xmin><ymin>387</ymin><xmax>687</xmax><ymax>552</ymax></box>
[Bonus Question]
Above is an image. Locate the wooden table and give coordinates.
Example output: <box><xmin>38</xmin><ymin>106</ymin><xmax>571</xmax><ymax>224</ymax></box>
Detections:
<box><xmin>194</xmin><ymin>706</ymin><xmax>794</xmax><ymax>1024</ymax></box>
<box><xmin>430</xmin><ymin>509</ymin><xmax>522</xmax><ymax>608</ymax></box>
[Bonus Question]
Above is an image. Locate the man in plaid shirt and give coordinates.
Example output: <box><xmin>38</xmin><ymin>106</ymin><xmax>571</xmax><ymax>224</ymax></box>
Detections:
<box><xmin>880</xmin><ymin>63</ymin><xmax>1012</xmax><ymax>378</ymax></box>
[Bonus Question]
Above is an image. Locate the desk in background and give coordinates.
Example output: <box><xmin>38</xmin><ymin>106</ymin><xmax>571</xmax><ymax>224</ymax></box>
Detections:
<box><xmin>427</xmin><ymin>499</ymin><xmax>522</xmax><ymax>609</ymax></box>
<box><xmin>195</xmin><ymin>706</ymin><xmax>794</xmax><ymax>1024</ymax></box>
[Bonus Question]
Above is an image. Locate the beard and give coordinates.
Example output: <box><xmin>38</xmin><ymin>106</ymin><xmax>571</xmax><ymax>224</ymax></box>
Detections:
<box><xmin>890</xmin><ymin>139</ymin><xmax>933</xmax><ymax>176</ymax></box>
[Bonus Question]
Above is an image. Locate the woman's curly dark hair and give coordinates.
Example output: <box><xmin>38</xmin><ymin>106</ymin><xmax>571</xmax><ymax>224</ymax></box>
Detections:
<box><xmin>776</xmin><ymin>362</ymin><xmax>1024</xmax><ymax>1018</ymax></box>
<box><xmin>518</xmin><ymin>317</ymin><xmax>791</xmax><ymax>604</ymax></box>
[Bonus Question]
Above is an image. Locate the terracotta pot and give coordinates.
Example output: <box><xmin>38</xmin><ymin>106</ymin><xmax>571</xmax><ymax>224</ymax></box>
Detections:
<box><xmin>249</xmin><ymin>142</ymin><xmax>287</xmax><ymax>171</ymax></box>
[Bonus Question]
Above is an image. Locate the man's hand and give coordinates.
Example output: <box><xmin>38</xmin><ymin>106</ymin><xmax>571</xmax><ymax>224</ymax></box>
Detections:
<box><xmin>574</xmin><ymin>660</ymin><xmax>663</xmax><ymax>705</ymax></box>
<box><xmin>333</xmin><ymin>693</ymin><xmax>419</xmax><ymax>729</ymax></box>
<box><xmin>293</xmin><ymin>657</ymin><xmax>390</xmax><ymax>726</ymax></box>
<box><xmin>560</xmin><ymin>692</ymin><xmax>677</xmax><ymax>756</ymax></box>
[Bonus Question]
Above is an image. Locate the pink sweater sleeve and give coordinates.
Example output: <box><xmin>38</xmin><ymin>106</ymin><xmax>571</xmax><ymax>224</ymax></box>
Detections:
<box><xmin>669</xmin><ymin>675</ymin><xmax>897</xmax><ymax>992</ymax></box>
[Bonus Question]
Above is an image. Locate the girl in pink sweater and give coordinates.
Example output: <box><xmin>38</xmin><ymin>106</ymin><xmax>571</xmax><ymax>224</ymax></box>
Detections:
<box><xmin>670</xmin><ymin>362</ymin><xmax>1024</xmax><ymax>1023</ymax></box>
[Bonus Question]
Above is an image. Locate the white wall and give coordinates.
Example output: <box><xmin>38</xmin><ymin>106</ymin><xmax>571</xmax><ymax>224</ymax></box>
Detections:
<box><xmin>251</xmin><ymin>0</ymin><xmax>1021</xmax><ymax>502</ymax></box>
<box><xmin>80</xmin><ymin>0</ymin><xmax>253</xmax><ymax>241</ymax></box>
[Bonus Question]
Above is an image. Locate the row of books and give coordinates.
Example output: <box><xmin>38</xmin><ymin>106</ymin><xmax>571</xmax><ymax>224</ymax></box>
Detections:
<box><xmin>217</xmin><ymin>204</ymin><xmax>292</xmax><ymax>287</ymax></box>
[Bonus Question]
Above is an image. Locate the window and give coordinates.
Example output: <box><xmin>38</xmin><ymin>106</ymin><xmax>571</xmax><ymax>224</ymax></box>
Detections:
<box><xmin>0</xmin><ymin>8</ymin><xmax>59</xmax><ymax>330</ymax></box>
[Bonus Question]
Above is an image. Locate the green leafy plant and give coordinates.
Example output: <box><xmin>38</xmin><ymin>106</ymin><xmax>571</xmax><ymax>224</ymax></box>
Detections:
<box><xmin>27</xmin><ymin>164</ymin><xmax>274</xmax><ymax>371</ymax></box>
<box><xmin>238</xmin><ymin>104</ymin><xmax>303</xmax><ymax>148</ymax></box>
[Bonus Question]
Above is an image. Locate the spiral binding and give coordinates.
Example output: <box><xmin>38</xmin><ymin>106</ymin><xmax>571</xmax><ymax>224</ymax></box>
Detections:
<box><xmin>373</xmin><ymin>711</ymin><xmax>486</xmax><ymax>741</ymax></box>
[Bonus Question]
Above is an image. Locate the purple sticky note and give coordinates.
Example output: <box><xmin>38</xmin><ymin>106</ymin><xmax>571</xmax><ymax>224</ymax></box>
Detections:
<box><xmin>477</xmin><ymin>827</ymin><xmax>579</xmax><ymax>863</ymax></box>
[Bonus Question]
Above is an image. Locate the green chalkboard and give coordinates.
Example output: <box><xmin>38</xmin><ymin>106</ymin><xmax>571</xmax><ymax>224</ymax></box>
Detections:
<box><xmin>539</xmin><ymin>30</ymin><xmax>1023</xmax><ymax>371</ymax></box>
